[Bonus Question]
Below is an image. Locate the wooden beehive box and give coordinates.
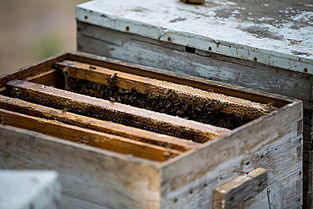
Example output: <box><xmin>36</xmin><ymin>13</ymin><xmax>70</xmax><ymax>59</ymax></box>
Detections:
<box><xmin>0</xmin><ymin>52</ymin><xmax>302</xmax><ymax>209</ymax></box>
<box><xmin>75</xmin><ymin>0</ymin><xmax>313</xmax><ymax>207</ymax></box>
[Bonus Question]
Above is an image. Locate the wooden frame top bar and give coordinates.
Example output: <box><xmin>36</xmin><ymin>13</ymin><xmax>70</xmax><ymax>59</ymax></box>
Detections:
<box><xmin>0</xmin><ymin>95</ymin><xmax>200</xmax><ymax>151</ymax></box>
<box><xmin>6</xmin><ymin>80</ymin><xmax>230</xmax><ymax>143</ymax></box>
<box><xmin>55</xmin><ymin>60</ymin><xmax>276</xmax><ymax>120</ymax></box>
<box><xmin>0</xmin><ymin>108</ymin><xmax>180</xmax><ymax>161</ymax></box>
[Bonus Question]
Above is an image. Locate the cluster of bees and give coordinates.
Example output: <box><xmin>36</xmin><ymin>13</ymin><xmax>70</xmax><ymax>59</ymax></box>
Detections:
<box><xmin>64</xmin><ymin>74</ymin><xmax>251</xmax><ymax>129</ymax></box>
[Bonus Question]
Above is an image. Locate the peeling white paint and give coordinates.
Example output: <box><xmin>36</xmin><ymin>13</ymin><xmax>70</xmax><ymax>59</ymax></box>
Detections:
<box><xmin>76</xmin><ymin>0</ymin><xmax>313</xmax><ymax>75</ymax></box>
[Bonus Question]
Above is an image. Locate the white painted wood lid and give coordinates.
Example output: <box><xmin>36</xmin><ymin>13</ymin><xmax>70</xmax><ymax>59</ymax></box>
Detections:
<box><xmin>76</xmin><ymin>0</ymin><xmax>313</xmax><ymax>75</ymax></box>
<box><xmin>0</xmin><ymin>171</ymin><xmax>60</xmax><ymax>209</ymax></box>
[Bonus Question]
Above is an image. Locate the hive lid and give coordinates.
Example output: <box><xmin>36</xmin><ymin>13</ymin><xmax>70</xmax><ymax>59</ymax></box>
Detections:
<box><xmin>76</xmin><ymin>0</ymin><xmax>313</xmax><ymax>75</ymax></box>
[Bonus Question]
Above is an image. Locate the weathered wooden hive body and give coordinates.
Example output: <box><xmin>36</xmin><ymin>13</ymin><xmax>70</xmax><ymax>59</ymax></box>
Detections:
<box><xmin>76</xmin><ymin>0</ymin><xmax>313</xmax><ymax>207</ymax></box>
<box><xmin>0</xmin><ymin>52</ymin><xmax>302</xmax><ymax>209</ymax></box>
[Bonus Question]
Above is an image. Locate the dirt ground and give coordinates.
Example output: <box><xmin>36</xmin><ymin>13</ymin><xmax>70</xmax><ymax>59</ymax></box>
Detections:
<box><xmin>0</xmin><ymin>0</ymin><xmax>87</xmax><ymax>75</ymax></box>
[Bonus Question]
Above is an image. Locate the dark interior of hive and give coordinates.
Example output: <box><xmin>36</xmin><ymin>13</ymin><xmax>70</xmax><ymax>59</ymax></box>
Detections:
<box><xmin>0</xmin><ymin>58</ymin><xmax>279</xmax><ymax>162</ymax></box>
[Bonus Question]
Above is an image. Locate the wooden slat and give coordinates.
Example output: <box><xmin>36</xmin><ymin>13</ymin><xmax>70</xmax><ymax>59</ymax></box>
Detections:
<box><xmin>0</xmin><ymin>68</ymin><xmax>62</xmax><ymax>94</ymax></box>
<box><xmin>55</xmin><ymin>60</ymin><xmax>276</xmax><ymax>119</ymax></box>
<box><xmin>213</xmin><ymin>168</ymin><xmax>268</xmax><ymax>209</ymax></box>
<box><xmin>67</xmin><ymin>51</ymin><xmax>289</xmax><ymax>108</ymax></box>
<box><xmin>6</xmin><ymin>80</ymin><xmax>230</xmax><ymax>143</ymax></box>
<box><xmin>0</xmin><ymin>53</ymin><xmax>67</xmax><ymax>88</ymax></box>
<box><xmin>0</xmin><ymin>95</ymin><xmax>200</xmax><ymax>151</ymax></box>
<box><xmin>0</xmin><ymin>125</ymin><xmax>162</xmax><ymax>209</ymax></box>
<box><xmin>0</xmin><ymin>108</ymin><xmax>180</xmax><ymax>162</ymax></box>
<box><xmin>25</xmin><ymin>69</ymin><xmax>63</xmax><ymax>87</ymax></box>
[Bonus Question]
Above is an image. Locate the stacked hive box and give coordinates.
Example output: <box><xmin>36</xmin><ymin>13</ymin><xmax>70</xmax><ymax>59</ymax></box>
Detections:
<box><xmin>75</xmin><ymin>0</ymin><xmax>313</xmax><ymax>207</ymax></box>
<box><xmin>0</xmin><ymin>52</ymin><xmax>302</xmax><ymax>209</ymax></box>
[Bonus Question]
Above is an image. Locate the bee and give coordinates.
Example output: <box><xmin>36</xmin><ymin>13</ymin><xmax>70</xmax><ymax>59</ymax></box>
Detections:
<box><xmin>131</xmin><ymin>87</ymin><xmax>137</xmax><ymax>93</ymax></box>
<box><xmin>116</xmin><ymin>97</ymin><xmax>122</xmax><ymax>102</ymax></box>
<box><xmin>166</xmin><ymin>90</ymin><xmax>175</xmax><ymax>100</ymax></box>
<box><xmin>12</xmin><ymin>87</ymin><xmax>21</xmax><ymax>97</ymax></box>
<box><xmin>176</xmin><ymin>110</ymin><xmax>184</xmax><ymax>115</ymax></box>
<box><xmin>182</xmin><ymin>103</ymin><xmax>189</xmax><ymax>111</ymax></box>
<box><xmin>118</xmin><ymin>88</ymin><xmax>125</xmax><ymax>94</ymax></box>
<box><xmin>196</xmin><ymin>107</ymin><xmax>202</xmax><ymax>112</ymax></box>
<box><xmin>109</xmin><ymin>97</ymin><xmax>116</xmax><ymax>102</ymax></box>
<box><xmin>110</xmin><ymin>73</ymin><xmax>117</xmax><ymax>81</ymax></box>
<box><xmin>107</xmin><ymin>73</ymin><xmax>118</xmax><ymax>88</ymax></box>
<box><xmin>165</xmin><ymin>102</ymin><xmax>171</xmax><ymax>109</ymax></box>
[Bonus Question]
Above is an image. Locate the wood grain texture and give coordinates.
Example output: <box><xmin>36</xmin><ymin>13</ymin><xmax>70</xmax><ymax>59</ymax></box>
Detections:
<box><xmin>77</xmin><ymin>23</ymin><xmax>311</xmax><ymax>207</ymax></box>
<box><xmin>0</xmin><ymin>125</ymin><xmax>161</xmax><ymax>209</ymax></box>
<box><xmin>75</xmin><ymin>0</ymin><xmax>313</xmax><ymax>74</ymax></box>
<box><xmin>6</xmin><ymin>80</ymin><xmax>230</xmax><ymax>143</ymax></box>
<box><xmin>0</xmin><ymin>95</ymin><xmax>199</xmax><ymax>151</ymax></box>
<box><xmin>0</xmin><ymin>119</ymin><xmax>302</xmax><ymax>209</ymax></box>
<box><xmin>77</xmin><ymin>23</ymin><xmax>313</xmax><ymax>110</ymax></box>
<box><xmin>160</xmin><ymin>100</ymin><xmax>302</xmax><ymax>209</ymax></box>
<box><xmin>56</xmin><ymin>60</ymin><xmax>275</xmax><ymax>120</ymax></box>
<box><xmin>0</xmin><ymin>108</ymin><xmax>180</xmax><ymax>161</ymax></box>
<box><xmin>25</xmin><ymin>69</ymin><xmax>63</xmax><ymax>87</ymax></box>
<box><xmin>0</xmin><ymin>52</ymin><xmax>303</xmax><ymax>209</ymax></box>
<box><xmin>213</xmin><ymin>168</ymin><xmax>267</xmax><ymax>209</ymax></box>
<box><xmin>236</xmin><ymin>166</ymin><xmax>302</xmax><ymax>209</ymax></box>
<box><xmin>66</xmin><ymin>51</ymin><xmax>291</xmax><ymax>108</ymax></box>
<box><xmin>0</xmin><ymin>53</ymin><xmax>67</xmax><ymax>87</ymax></box>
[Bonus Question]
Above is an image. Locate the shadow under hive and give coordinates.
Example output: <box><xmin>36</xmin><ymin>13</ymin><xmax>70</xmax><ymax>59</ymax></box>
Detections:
<box><xmin>0</xmin><ymin>52</ymin><xmax>303</xmax><ymax>209</ymax></box>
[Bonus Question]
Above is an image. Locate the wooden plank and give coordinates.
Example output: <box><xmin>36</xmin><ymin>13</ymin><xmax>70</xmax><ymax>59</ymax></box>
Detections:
<box><xmin>160</xmin><ymin>134</ymin><xmax>302</xmax><ymax>209</ymax></box>
<box><xmin>0</xmin><ymin>95</ymin><xmax>200</xmax><ymax>151</ymax></box>
<box><xmin>0</xmin><ymin>51</ymin><xmax>304</xmax><ymax>208</ymax></box>
<box><xmin>0</xmin><ymin>125</ymin><xmax>162</xmax><ymax>209</ymax></box>
<box><xmin>0</xmin><ymin>108</ymin><xmax>180</xmax><ymax>161</ymax></box>
<box><xmin>213</xmin><ymin>168</ymin><xmax>267</xmax><ymax>209</ymax></box>
<box><xmin>77</xmin><ymin>23</ymin><xmax>312</xmax><ymax>109</ymax></box>
<box><xmin>160</xmin><ymin>100</ymin><xmax>302</xmax><ymax>208</ymax></box>
<box><xmin>25</xmin><ymin>69</ymin><xmax>63</xmax><ymax>87</ymax></box>
<box><xmin>1</xmin><ymin>70</ymin><xmax>59</xmax><ymax>94</ymax></box>
<box><xmin>76</xmin><ymin>0</ymin><xmax>313</xmax><ymax>74</ymax></box>
<box><xmin>61</xmin><ymin>195</ymin><xmax>110</xmax><ymax>209</ymax></box>
<box><xmin>0</xmin><ymin>53</ymin><xmax>67</xmax><ymax>87</ymax></box>
<box><xmin>68</xmin><ymin>51</ymin><xmax>290</xmax><ymax>108</ymax></box>
<box><xmin>6</xmin><ymin>80</ymin><xmax>230</xmax><ymax>143</ymax></box>
<box><xmin>239</xmin><ymin>167</ymin><xmax>302</xmax><ymax>209</ymax></box>
<box><xmin>55</xmin><ymin>60</ymin><xmax>276</xmax><ymax>120</ymax></box>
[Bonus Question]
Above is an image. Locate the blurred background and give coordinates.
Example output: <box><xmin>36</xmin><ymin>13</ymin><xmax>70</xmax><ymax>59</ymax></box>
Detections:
<box><xmin>0</xmin><ymin>0</ymin><xmax>87</xmax><ymax>74</ymax></box>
